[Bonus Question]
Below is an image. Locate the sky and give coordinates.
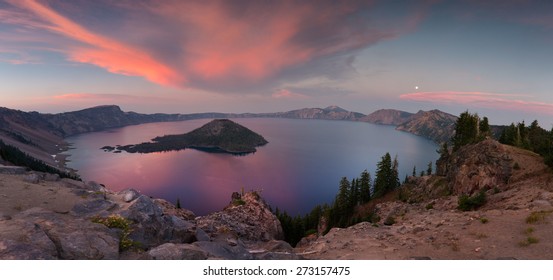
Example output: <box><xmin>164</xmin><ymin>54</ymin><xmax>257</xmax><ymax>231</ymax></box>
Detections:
<box><xmin>1</xmin><ymin>0</ymin><xmax>552</xmax><ymax>126</ymax></box>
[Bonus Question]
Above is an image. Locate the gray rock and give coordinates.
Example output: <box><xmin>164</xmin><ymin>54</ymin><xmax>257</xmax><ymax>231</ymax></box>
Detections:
<box><xmin>15</xmin><ymin>208</ymin><xmax>119</xmax><ymax>260</ymax></box>
<box><xmin>61</xmin><ymin>178</ymin><xmax>86</xmax><ymax>189</ymax></box>
<box><xmin>23</xmin><ymin>173</ymin><xmax>40</xmax><ymax>184</ymax></box>
<box><xmin>153</xmin><ymin>198</ymin><xmax>196</xmax><ymax>220</ymax></box>
<box><xmin>165</xmin><ymin>215</ymin><xmax>196</xmax><ymax>244</ymax></box>
<box><xmin>71</xmin><ymin>199</ymin><xmax>117</xmax><ymax>217</ymax></box>
<box><xmin>118</xmin><ymin>195</ymin><xmax>195</xmax><ymax>249</ymax></box>
<box><xmin>195</xmin><ymin>228</ymin><xmax>211</xmax><ymax>242</ymax></box>
<box><xmin>85</xmin><ymin>181</ymin><xmax>105</xmax><ymax>192</ymax></box>
<box><xmin>43</xmin><ymin>173</ymin><xmax>60</xmax><ymax>182</ymax></box>
<box><xmin>120</xmin><ymin>189</ymin><xmax>140</xmax><ymax>203</ymax></box>
<box><xmin>261</xmin><ymin>240</ymin><xmax>294</xmax><ymax>253</ymax></box>
<box><xmin>194</xmin><ymin>241</ymin><xmax>254</xmax><ymax>260</ymax></box>
<box><xmin>0</xmin><ymin>165</ymin><xmax>26</xmax><ymax>174</ymax></box>
<box><xmin>148</xmin><ymin>243</ymin><xmax>208</xmax><ymax>260</ymax></box>
<box><xmin>0</xmin><ymin>219</ymin><xmax>58</xmax><ymax>259</ymax></box>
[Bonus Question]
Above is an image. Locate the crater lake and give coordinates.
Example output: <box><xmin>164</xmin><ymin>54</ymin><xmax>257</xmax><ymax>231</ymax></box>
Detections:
<box><xmin>63</xmin><ymin>118</ymin><xmax>439</xmax><ymax>215</ymax></box>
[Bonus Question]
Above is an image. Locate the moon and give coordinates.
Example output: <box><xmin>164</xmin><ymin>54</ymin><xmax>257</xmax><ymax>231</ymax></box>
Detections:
<box><xmin>415</xmin><ymin>86</ymin><xmax>419</xmax><ymax>90</ymax></box>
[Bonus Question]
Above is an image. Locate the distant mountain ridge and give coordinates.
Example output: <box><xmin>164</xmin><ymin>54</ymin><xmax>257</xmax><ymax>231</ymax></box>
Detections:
<box><xmin>361</xmin><ymin>109</ymin><xmax>414</xmax><ymax>125</ymax></box>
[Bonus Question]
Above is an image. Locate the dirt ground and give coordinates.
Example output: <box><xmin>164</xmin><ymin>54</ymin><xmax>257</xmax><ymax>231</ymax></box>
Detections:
<box><xmin>0</xmin><ymin>174</ymin><xmax>83</xmax><ymax>217</ymax></box>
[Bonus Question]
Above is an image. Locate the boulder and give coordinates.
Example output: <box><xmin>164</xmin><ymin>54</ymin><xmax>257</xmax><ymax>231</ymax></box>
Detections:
<box><xmin>0</xmin><ymin>219</ymin><xmax>58</xmax><ymax>259</ymax></box>
<box><xmin>153</xmin><ymin>198</ymin><xmax>196</xmax><ymax>220</ymax></box>
<box><xmin>23</xmin><ymin>173</ymin><xmax>40</xmax><ymax>184</ymax></box>
<box><xmin>196</xmin><ymin>192</ymin><xmax>283</xmax><ymax>242</ymax></box>
<box><xmin>8</xmin><ymin>208</ymin><xmax>120</xmax><ymax>260</ymax></box>
<box><xmin>119</xmin><ymin>188</ymin><xmax>140</xmax><ymax>203</ymax></box>
<box><xmin>85</xmin><ymin>181</ymin><xmax>106</xmax><ymax>192</ymax></box>
<box><xmin>195</xmin><ymin>228</ymin><xmax>211</xmax><ymax>242</ymax></box>
<box><xmin>42</xmin><ymin>173</ymin><xmax>60</xmax><ymax>182</ymax></box>
<box><xmin>148</xmin><ymin>243</ymin><xmax>208</xmax><ymax>260</ymax></box>
<box><xmin>117</xmin><ymin>195</ymin><xmax>195</xmax><ymax>249</ymax></box>
<box><xmin>71</xmin><ymin>199</ymin><xmax>117</xmax><ymax>217</ymax></box>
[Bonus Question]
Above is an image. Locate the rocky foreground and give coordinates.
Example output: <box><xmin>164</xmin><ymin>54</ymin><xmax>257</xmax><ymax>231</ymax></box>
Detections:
<box><xmin>0</xmin><ymin>171</ymin><xmax>297</xmax><ymax>260</ymax></box>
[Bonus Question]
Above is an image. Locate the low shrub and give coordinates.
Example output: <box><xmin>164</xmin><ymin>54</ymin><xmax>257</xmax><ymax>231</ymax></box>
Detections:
<box><xmin>383</xmin><ymin>216</ymin><xmax>396</xmax><ymax>226</ymax></box>
<box><xmin>519</xmin><ymin>236</ymin><xmax>539</xmax><ymax>247</ymax></box>
<box><xmin>232</xmin><ymin>199</ymin><xmax>246</xmax><ymax>206</ymax></box>
<box><xmin>457</xmin><ymin>191</ymin><xmax>487</xmax><ymax>211</ymax></box>
<box><xmin>91</xmin><ymin>215</ymin><xmax>136</xmax><ymax>251</ymax></box>
<box><xmin>526</xmin><ymin>211</ymin><xmax>551</xmax><ymax>224</ymax></box>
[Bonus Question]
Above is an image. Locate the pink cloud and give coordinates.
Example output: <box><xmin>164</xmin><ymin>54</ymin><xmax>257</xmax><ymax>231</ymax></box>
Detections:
<box><xmin>1</xmin><ymin>1</ymin><xmax>426</xmax><ymax>91</ymax></box>
<box><xmin>5</xmin><ymin>0</ymin><xmax>182</xmax><ymax>86</ymax></box>
<box><xmin>400</xmin><ymin>91</ymin><xmax>553</xmax><ymax>115</ymax></box>
<box><xmin>271</xmin><ymin>89</ymin><xmax>308</xmax><ymax>99</ymax></box>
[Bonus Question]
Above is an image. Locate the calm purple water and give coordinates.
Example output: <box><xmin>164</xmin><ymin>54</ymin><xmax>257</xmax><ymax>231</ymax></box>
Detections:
<box><xmin>64</xmin><ymin>118</ymin><xmax>438</xmax><ymax>215</ymax></box>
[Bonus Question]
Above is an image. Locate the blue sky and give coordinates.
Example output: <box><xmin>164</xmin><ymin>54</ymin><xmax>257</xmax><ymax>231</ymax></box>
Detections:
<box><xmin>1</xmin><ymin>0</ymin><xmax>552</xmax><ymax>126</ymax></box>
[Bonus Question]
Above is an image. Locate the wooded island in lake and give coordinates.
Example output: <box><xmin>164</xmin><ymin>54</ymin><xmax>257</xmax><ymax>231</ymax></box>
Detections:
<box><xmin>101</xmin><ymin>119</ymin><xmax>268</xmax><ymax>155</ymax></box>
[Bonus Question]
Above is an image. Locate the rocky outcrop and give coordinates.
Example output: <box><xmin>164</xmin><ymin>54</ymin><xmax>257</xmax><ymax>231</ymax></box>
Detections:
<box><xmin>442</xmin><ymin>140</ymin><xmax>513</xmax><ymax>195</ymax></box>
<box><xmin>196</xmin><ymin>192</ymin><xmax>284</xmax><ymax>242</ymax></box>
<box><xmin>395</xmin><ymin>110</ymin><xmax>457</xmax><ymax>144</ymax></box>
<box><xmin>0</xmin><ymin>208</ymin><xmax>119</xmax><ymax>260</ymax></box>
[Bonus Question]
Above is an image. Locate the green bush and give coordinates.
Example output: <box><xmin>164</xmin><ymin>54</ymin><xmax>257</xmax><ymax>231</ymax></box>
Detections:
<box><xmin>526</xmin><ymin>211</ymin><xmax>550</xmax><ymax>224</ymax></box>
<box><xmin>457</xmin><ymin>191</ymin><xmax>487</xmax><ymax>211</ymax></box>
<box><xmin>232</xmin><ymin>199</ymin><xmax>246</xmax><ymax>206</ymax></box>
<box><xmin>91</xmin><ymin>215</ymin><xmax>136</xmax><ymax>251</ymax></box>
<box><xmin>383</xmin><ymin>216</ymin><xmax>396</xmax><ymax>226</ymax></box>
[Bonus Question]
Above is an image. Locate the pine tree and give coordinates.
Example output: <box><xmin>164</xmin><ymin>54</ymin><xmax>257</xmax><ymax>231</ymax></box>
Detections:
<box><xmin>335</xmin><ymin>177</ymin><xmax>351</xmax><ymax>227</ymax></box>
<box><xmin>452</xmin><ymin>111</ymin><xmax>479</xmax><ymax>151</ymax></box>
<box><xmin>350</xmin><ymin>178</ymin><xmax>359</xmax><ymax>208</ymax></box>
<box><xmin>426</xmin><ymin>161</ymin><xmax>433</xmax><ymax>175</ymax></box>
<box><xmin>374</xmin><ymin>153</ymin><xmax>397</xmax><ymax>198</ymax></box>
<box><xmin>392</xmin><ymin>155</ymin><xmax>400</xmax><ymax>190</ymax></box>
<box><xmin>479</xmin><ymin>116</ymin><xmax>490</xmax><ymax>139</ymax></box>
<box><xmin>359</xmin><ymin>169</ymin><xmax>371</xmax><ymax>203</ymax></box>
<box><xmin>412</xmin><ymin>166</ymin><xmax>416</xmax><ymax>177</ymax></box>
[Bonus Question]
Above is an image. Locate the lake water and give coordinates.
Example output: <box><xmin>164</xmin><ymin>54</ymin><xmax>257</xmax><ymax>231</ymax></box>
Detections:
<box><xmin>64</xmin><ymin>118</ymin><xmax>438</xmax><ymax>216</ymax></box>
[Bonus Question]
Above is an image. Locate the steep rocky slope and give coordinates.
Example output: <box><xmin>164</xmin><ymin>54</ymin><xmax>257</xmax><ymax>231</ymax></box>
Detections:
<box><xmin>297</xmin><ymin>140</ymin><xmax>553</xmax><ymax>259</ymax></box>
<box><xmin>395</xmin><ymin>110</ymin><xmax>458</xmax><ymax>143</ymax></box>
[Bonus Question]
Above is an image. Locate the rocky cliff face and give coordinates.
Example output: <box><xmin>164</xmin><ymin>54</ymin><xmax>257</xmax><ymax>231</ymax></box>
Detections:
<box><xmin>363</xmin><ymin>109</ymin><xmax>458</xmax><ymax>143</ymax></box>
<box><xmin>196</xmin><ymin>192</ymin><xmax>284</xmax><ymax>242</ymax></box>
<box><xmin>395</xmin><ymin>110</ymin><xmax>457</xmax><ymax>144</ymax></box>
<box><xmin>442</xmin><ymin>139</ymin><xmax>513</xmax><ymax>195</ymax></box>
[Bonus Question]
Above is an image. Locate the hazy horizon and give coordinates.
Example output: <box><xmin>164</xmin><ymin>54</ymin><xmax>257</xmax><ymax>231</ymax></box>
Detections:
<box><xmin>1</xmin><ymin>1</ymin><xmax>553</xmax><ymax>126</ymax></box>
